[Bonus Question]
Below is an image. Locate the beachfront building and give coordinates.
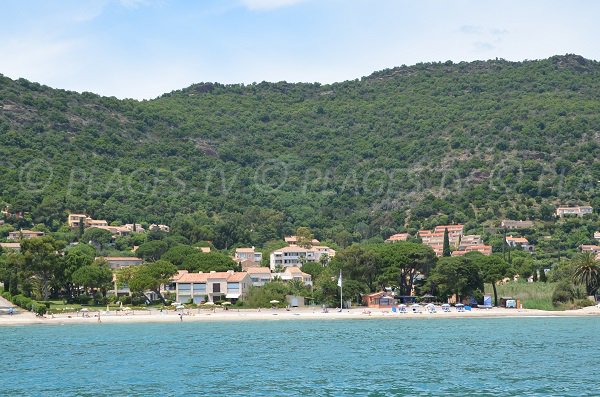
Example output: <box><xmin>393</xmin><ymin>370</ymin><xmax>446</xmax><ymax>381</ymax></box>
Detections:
<box><xmin>273</xmin><ymin>266</ymin><xmax>313</xmax><ymax>287</ymax></box>
<box><xmin>556</xmin><ymin>205</ymin><xmax>593</xmax><ymax>217</ymax></box>
<box><xmin>245</xmin><ymin>267</ymin><xmax>273</xmax><ymax>287</ymax></box>
<box><xmin>506</xmin><ymin>235</ymin><xmax>534</xmax><ymax>252</ymax></box>
<box><xmin>8</xmin><ymin>230</ymin><xmax>45</xmax><ymax>240</ymax></box>
<box><xmin>234</xmin><ymin>247</ymin><xmax>263</xmax><ymax>265</ymax></box>
<box><xmin>269</xmin><ymin>245</ymin><xmax>335</xmax><ymax>270</ymax></box>
<box><xmin>362</xmin><ymin>292</ymin><xmax>397</xmax><ymax>308</ymax></box>
<box><xmin>100</xmin><ymin>256</ymin><xmax>144</xmax><ymax>269</ymax></box>
<box><xmin>501</xmin><ymin>220</ymin><xmax>534</xmax><ymax>229</ymax></box>
<box><xmin>175</xmin><ymin>270</ymin><xmax>252</xmax><ymax>304</ymax></box>
<box><xmin>385</xmin><ymin>233</ymin><xmax>409</xmax><ymax>243</ymax></box>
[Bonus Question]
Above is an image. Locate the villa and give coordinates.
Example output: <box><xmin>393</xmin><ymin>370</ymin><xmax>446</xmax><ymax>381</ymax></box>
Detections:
<box><xmin>501</xmin><ymin>220</ymin><xmax>534</xmax><ymax>229</ymax></box>
<box><xmin>580</xmin><ymin>245</ymin><xmax>600</xmax><ymax>254</ymax></box>
<box><xmin>594</xmin><ymin>232</ymin><xmax>600</xmax><ymax>241</ymax></box>
<box><xmin>273</xmin><ymin>266</ymin><xmax>313</xmax><ymax>286</ymax></box>
<box><xmin>0</xmin><ymin>242</ymin><xmax>21</xmax><ymax>252</ymax></box>
<box><xmin>175</xmin><ymin>270</ymin><xmax>252</xmax><ymax>304</ymax></box>
<box><xmin>100</xmin><ymin>256</ymin><xmax>144</xmax><ymax>269</ymax></box>
<box><xmin>269</xmin><ymin>245</ymin><xmax>335</xmax><ymax>270</ymax></box>
<box><xmin>506</xmin><ymin>235</ymin><xmax>534</xmax><ymax>252</ymax></box>
<box><xmin>8</xmin><ymin>230</ymin><xmax>45</xmax><ymax>240</ymax></box>
<box><xmin>245</xmin><ymin>267</ymin><xmax>273</xmax><ymax>287</ymax></box>
<box><xmin>385</xmin><ymin>233</ymin><xmax>409</xmax><ymax>242</ymax></box>
<box><xmin>556</xmin><ymin>206</ymin><xmax>593</xmax><ymax>217</ymax></box>
<box><xmin>284</xmin><ymin>235</ymin><xmax>320</xmax><ymax>246</ymax></box>
<box><xmin>234</xmin><ymin>247</ymin><xmax>263</xmax><ymax>265</ymax></box>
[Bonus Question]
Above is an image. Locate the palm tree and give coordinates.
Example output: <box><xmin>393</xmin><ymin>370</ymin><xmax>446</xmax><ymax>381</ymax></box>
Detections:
<box><xmin>572</xmin><ymin>252</ymin><xmax>600</xmax><ymax>296</ymax></box>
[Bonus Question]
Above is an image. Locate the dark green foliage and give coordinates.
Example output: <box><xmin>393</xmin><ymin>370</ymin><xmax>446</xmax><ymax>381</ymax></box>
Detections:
<box><xmin>0</xmin><ymin>55</ymin><xmax>599</xmax><ymax>248</ymax></box>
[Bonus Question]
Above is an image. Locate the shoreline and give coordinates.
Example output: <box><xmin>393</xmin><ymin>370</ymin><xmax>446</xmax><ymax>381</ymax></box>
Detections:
<box><xmin>2</xmin><ymin>305</ymin><xmax>600</xmax><ymax>327</ymax></box>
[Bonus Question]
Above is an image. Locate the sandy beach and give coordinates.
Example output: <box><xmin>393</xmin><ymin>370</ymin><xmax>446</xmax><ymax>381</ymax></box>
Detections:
<box><xmin>2</xmin><ymin>304</ymin><xmax>600</xmax><ymax>326</ymax></box>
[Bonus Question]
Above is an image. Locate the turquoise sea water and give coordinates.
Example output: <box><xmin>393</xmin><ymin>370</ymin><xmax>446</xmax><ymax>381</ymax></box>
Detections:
<box><xmin>1</xmin><ymin>317</ymin><xmax>599</xmax><ymax>396</ymax></box>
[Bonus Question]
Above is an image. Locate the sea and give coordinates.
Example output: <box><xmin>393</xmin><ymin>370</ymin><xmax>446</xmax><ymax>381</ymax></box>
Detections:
<box><xmin>1</xmin><ymin>317</ymin><xmax>598</xmax><ymax>396</ymax></box>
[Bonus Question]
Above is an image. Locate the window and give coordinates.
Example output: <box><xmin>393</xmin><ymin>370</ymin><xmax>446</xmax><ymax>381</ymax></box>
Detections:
<box><xmin>212</xmin><ymin>283</ymin><xmax>221</xmax><ymax>293</ymax></box>
<box><xmin>178</xmin><ymin>283</ymin><xmax>191</xmax><ymax>291</ymax></box>
<box><xmin>227</xmin><ymin>282</ymin><xmax>240</xmax><ymax>292</ymax></box>
<box><xmin>193</xmin><ymin>283</ymin><xmax>206</xmax><ymax>292</ymax></box>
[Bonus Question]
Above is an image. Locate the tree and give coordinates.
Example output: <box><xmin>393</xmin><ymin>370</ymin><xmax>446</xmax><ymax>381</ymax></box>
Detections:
<box><xmin>330</xmin><ymin>245</ymin><xmax>380</xmax><ymax>292</ymax></box>
<box><xmin>428</xmin><ymin>256</ymin><xmax>483</xmax><ymax>303</ymax></box>
<box><xmin>442</xmin><ymin>228</ymin><xmax>451</xmax><ymax>257</ymax></box>
<box><xmin>468</xmin><ymin>253</ymin><xmax>514</xmax><ymax>306</ymax></box>
<box><xmin>128</xmin><ymin>260</ymin><xmax>177</xmax><ymax>303</ymax></box>
<box><xmin>20</xmin><ymin>236</ymin><xmax>66</xmax><ymax>300</ymax></box>
<box><xmin>61</xmin><ymin>243</ymin><xmax>96</xmax><ymax>298</ymax></box>
<box><xmin>572</xmin><ymin>252</ymin><xmax>600</xmax><ymax>296</ymax></box>
<box><xmin>81</xmin><ymin>227</ymin><xmax>113</xmax><ymax>250</ymax></box>
<box><xmin>181</xmin><ymin>252</ymin><xmax>237</xmax><ymax>272</ymax></box>
<box><xmin>296</xmin><ymin>227</ymin><xmax>315</xmax><ymax>248</ymax></box>
<box><xmin>136</xmin><ymin>240</ymin><xmax>168</xmax><ymax>262</ymax></box>
<box><xmin>71</xmin><ymin>260</ymin><xmax>113</xmax><ymax>295</ymax></box>
<box><xmin>161</xmin><ymin>244</ymin><xmax>199</xmax><ymax>267</ymax></box>
<box><xmin>367</xmin><ymin>242</ymin><xmax>436</xmax><ymax>296</ymax></box>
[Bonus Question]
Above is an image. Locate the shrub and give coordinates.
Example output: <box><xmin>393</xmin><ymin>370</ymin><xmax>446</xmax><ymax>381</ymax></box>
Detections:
<box><xmin>552</xmin><ymin>282</ymin><xmax>574</xmax><ymax>305</ymax></box>
<box><xmin>2</xmin><ymin>291</ymin><xmax>12</xmax><ymax>301</ymax></box>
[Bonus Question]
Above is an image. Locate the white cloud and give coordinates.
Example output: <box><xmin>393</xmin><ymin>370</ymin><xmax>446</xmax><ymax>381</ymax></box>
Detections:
<box><xmin>239</xmin><ymin>0</ymin><xmax>308</xmax><ymax>11</ymax></box>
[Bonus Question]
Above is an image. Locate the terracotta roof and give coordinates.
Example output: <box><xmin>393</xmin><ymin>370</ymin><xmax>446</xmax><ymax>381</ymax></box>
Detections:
<box><xmin>386</xmin><ymin>233</ymin><xmax>409</xmax><ymax>241</ymax></box>
<box><xmin>274</xmin><ymin>246</ymin><xmax>309</xmax><ymax>253</ymax></box>
<box><xmin>245</xmin><ymin>267</ymin><xmax>272</xmax><ymax>274</ymax></box>
<box><xmin>176</xmin><ymin>271</ymin><xmax>249</xmax><ymax>283</ymax></box>
<box><xmin>235</xmin><ymin>247</ymin><xmax>256</xmax><ymax>253</ymax></box>
<box><xmin>506</xmin><ymin>236</ymin><xmax>529</xmax><ymax>244</ymax></box>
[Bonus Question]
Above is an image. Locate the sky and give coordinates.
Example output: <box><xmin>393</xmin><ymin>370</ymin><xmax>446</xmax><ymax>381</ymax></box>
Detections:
<box><xmin>0</xmin><ymin>0</ymin><xmax>598</xmax><ymax>99</ymax></box>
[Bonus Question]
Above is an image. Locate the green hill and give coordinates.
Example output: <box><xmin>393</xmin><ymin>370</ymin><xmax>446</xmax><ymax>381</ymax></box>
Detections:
<box><xmin>1</xmin><ymin>54</ymin><xmax>599</xmax><ymax>247</ymax></box>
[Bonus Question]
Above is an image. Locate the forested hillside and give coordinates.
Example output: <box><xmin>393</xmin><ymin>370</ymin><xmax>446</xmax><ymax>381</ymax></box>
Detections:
<box><xmin>1</xmin><ymin>54</ymin><xmax>599</xmax><ymax>248</ymax></box>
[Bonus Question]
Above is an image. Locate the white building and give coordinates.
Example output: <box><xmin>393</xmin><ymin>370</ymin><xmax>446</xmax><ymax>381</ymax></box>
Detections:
<box><xmin>175</xmin><ymin>270</ymin><xmax>252</xmax><ymax>304</ymax></box>
<box><xmin>269</xmin><ymin>245</ymin><xmax>335</xmax><ymax>270</ymax></box>
<box><xmin>556</xmin><ymin>206</ymin><xmax>593</xmax><ymax>217</ymax></box>
<box><xmin>234</xmin><ymin>247</ymin><xmax>263</xmax><ymax>264</ymax></box>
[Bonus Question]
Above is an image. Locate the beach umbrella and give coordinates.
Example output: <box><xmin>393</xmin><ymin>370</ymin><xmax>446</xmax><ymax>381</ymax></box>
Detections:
<box><xmin>80</xmin><ymin>308</ymin><xmax>89</xmax><ymax>312</ymax></box>
<box><xmin>171</xmin><ymin>302</ymin><xmax>180</xmax><ymax>306</ymax></box>
<box><xmin>203</xmin><ymin>302</ymin><xmax>215</xmax><ymax>306</ymax></box>
<box><xmin>270</xmin><ymin>300</ymin><xmax>280</xmax><ymax>304</ymax></box>
<box><xmin>176</xmin><ymin>305</ymin><xmax>185</xmax><ymax>310</ymax></box>
<box><xmin>221</xmin><ymin>302</ymin><xmax>232</xmax><ymax>306</ymax></box>
<box><xmin>122</xmin><ymin>307</ymin><xmax>132</xmax><ymax>311</ymax></box>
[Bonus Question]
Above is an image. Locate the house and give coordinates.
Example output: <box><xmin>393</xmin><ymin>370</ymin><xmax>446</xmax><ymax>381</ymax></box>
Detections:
<box><xmin>452</xmin><ymin>245</ymin><xmax>493</xmax><ymax>256</ymax></box>
<box><xmin>0</xmin><ymin>219</ymin><xmax>4</xmax><ymax>225</ymax></box>
<box><xmin>580</xmin><ymin>245</ymin><xmax>600</xmax><ymax>254</ymax></box>
<box><xmin>284</xmin><ymin>235</ymin><xmax>320</xmax><ymax>246</ymax></box>
<box><xmin>124</xmin><ymin>223</ymin><xmax>145</xmax><ymax>233</ymax></box>
<box><xmin>198</xmin><ymin>247</ymin><xmax>211</xmax><ymax>253</ymax></box>
<box><xmin>506</xmin><ymin>235</ymin><xmax>534</xmax><ymax>252</ymax></box>
<box><xmin>419</xmin><ymin>225</ymin><xmax>464</xmax><ymax>257</ymax></box>
<box><xmin>594</xmin><ymin>232</ymin><xmax>600</xmax><ymax>241</ymax></box>
<box><xmin>459</xmin><ymin>235</ymin><xmax>483</xmax><ymax>250</ymax></box>
<box><xmin>556</xmin><ymin>206</ymin><xmax>593</xmax><ymax>217</ymax></box>
<box><xmin>362</xmin><ymin>292</ymin><xmax>397</xmax><ymax>308</ymax></box>
<box><xmin>385</xmin><ymin>233</ymin><xmax>409</xmax><ymax>243</ymax></box>
<box><xmin>8</xmin><ymin>230</ymin><xmax>45</xmax><ymax>240</ymax></box>
<box><xmin>149</xmin><ymin>224</ymin><xmax>170</xmax><ymax>233</ymax></box>
<box><xmin>245</xmin><ymin>267</ymin><xmax>272</xmax><ymax>287</ymax></box>
<box><xmin>501</xmin><ymin>220</ymin><xmax>534</xmax><ymax>229</ymax></box>
<box><xmin>175</xmin><ymin>270</ymin><xmax>252</xmax><ymax>304</ymax></box>
<box><xmin>0</xmin><ymin>242</ymin><xmax>21</xmax><ymax>252</ymax></box>
<box><xmin>67</xmin><ymin>214</ymin><xmax>109</xmax><ymax>229</ymax></box>
<box><xmin>100</xmin><ymin>257</ymin><xmax>144</xmax><ymax>269</ymax></box>
<box><xmin>90</xmin><ymin>225</ymin><xmax>132</xmax><ymax>237</ymax></box>
<box><xmin>273</xmin><ymin>266</ymin><xmax>312</xmax><ymax>286</ymax></box>
<box><xmin>269</xmin><ymin>245</ymin><xmax>335</xmax><ymax>270</ymax></box>
<box><xmin>234</xmin><ymin>247</ymin><xmax>263</xmax><ymax>264</ymax></box>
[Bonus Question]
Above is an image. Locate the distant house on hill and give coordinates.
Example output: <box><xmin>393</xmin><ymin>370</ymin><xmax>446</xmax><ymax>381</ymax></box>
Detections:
<box><xmin>556</xmin><ymin>205</ymin><xmax>593</xmax><ymax>217</ymax></box>
<box><xmin>8</xmin><ymin>230</ymin><xmax>45</xmax><ymax>240</ymax></box>
<box><xmin>100</xmin><ymin>257</ymin><xmax>143</xmax><ymax>269</ymax></box>
<box><xmin>0</xmin><ymin>242</ymin><xmax>21</xmax><ymax>252</ymax></box>
<box><xmin>501</xmin><ymin>220</ymin><xmax>534</xmax><ymax>229</ymax></box>
<box><xmin>234</xmin><ymin>247</ymin><xmax>263</xmax><ymax>264</ymax></box>
<box><xmin>245</xmin><ymin>267</ymin><xmax>272</xmax><ymax>287</ymax></box>
<box><xmin>385</xmin><ymin>233</ymin><xmax>409</xmax><ymax>243</ymax></box>
<box><xmin>284</xmin><ymin>235</ymin><xmax>320</xmax><ymax>246</ymax></box>
<box><xmin>269</xmin><ymin>245</ymin><xmax>335</xmax><ymax>270</ymax></box>
<box><xmin>594</xmin><ymin>232</ymin><xmax>600</xmax><ymax>241</ymax></box>
<box><xmin>506</xmin><ymin>235</ymin><xmax>534</xmax><ymax>253</ymax></box>
<box><xmin>579</xmin><ymin>245</ymin><xmax>600</xmax><ymax>254</ymax></box>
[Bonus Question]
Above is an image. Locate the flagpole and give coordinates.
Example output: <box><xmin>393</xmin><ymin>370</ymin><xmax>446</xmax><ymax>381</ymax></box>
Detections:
<box><xmin>339</xmin><ymin>271</ymin><xmax>343</xmax><ymax>311</ymax></box>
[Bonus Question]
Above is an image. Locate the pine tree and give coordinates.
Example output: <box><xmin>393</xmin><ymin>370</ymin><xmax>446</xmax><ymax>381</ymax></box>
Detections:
<box><xmin>442</xmin><ymin>228</ymin><xmax>451</xmax><ymax>257</ymax></box>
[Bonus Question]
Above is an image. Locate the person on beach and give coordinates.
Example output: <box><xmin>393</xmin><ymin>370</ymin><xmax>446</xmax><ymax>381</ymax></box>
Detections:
<box><xmin>179</xmin><ymin>313</ymin><xmax>183</xmax><ymax>322</ymax></box>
